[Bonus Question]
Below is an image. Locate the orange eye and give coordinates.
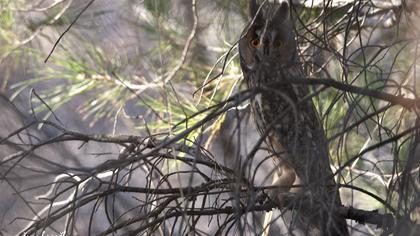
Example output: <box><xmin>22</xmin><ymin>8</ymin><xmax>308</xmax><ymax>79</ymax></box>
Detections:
<box><xmin>250</xmin><ymin>38</ymin><xmax>260</xmax><ymax>48</ymax></box>
<box><xmin>274</xmin><ymin>40</ymin><xmax>284</xmax><ymax>47</ymax></box>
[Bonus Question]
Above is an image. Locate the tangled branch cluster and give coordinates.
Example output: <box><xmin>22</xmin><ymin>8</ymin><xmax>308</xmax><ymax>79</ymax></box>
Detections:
<box><xmin>1</xmin><ymin>0</ymin><xmax>420</xmax><ymax>235</ymax></box>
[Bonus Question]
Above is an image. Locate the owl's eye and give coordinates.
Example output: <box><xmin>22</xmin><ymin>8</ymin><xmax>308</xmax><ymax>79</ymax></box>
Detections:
<box><xmin>274</xmin><ymin>40</ymin><xmax>284</xmax><ymax>47</ymax></box>
<box><xmin>250</xmin><ymin>38</ymin><xmax>260</xmax><ymax>48</ymax></box>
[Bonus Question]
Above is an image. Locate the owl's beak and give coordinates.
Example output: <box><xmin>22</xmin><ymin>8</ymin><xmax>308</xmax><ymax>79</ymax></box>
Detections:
<box><xmin>265</xmin><ymin>31</ymin><xmax>278</xmax><ymax>55</ymax></box>
<box><xmin>255</xmin><ymin>31</ymin><xmax>277</xmax><ymax>62</ymax></box>
<box><xmin>254</xmin><ymin>49</ymin><xmax>263</xmax><ymax>64</ymax></box>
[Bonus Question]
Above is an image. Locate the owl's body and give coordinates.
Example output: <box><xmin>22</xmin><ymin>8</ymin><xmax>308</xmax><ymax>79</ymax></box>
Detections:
<box><xmin>239</xmin><ymin>1</ymin><xmax>348</xmax><ymax>235</ymax></box>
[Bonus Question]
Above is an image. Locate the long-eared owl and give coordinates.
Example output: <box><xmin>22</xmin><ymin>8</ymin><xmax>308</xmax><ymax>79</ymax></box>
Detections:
<box><xmin>238</xmin><ymin>0</ymin><xmax>349</xmax><ymax>235</ymax></box>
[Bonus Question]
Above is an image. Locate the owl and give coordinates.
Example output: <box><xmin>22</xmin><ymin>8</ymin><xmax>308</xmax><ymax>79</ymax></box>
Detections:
<box><xmin>238</xmin><ymin>1</ymin><xmax>348</xmax><ymax>235</ymax></box>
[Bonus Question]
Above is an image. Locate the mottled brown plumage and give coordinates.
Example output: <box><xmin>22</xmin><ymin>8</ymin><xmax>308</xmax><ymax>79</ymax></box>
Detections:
<box><xmin>238</xmin><ymin>1</ymin><xmax>348</xmax><ymax>235</ymax></box>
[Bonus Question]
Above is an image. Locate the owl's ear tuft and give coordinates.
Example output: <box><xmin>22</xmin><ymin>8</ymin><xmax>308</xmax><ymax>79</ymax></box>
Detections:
<box><xmin>249</xmin><ymin>0</ymin><xmax>259</xmax><ymax>18</ymax></box>
<box><xmin>273</xmin><ymin>0</ymin><xmax>290</xmax><ymax>24</ymax></box>
<box><xmin>279</xmin><ymin>1</ymin><xmax>289</xmax><ymax>13</ymax></box>
<box><xmin>249</xmin><ymin>0</ymin><xmax>265</xmax><ymax>24</ymax></box>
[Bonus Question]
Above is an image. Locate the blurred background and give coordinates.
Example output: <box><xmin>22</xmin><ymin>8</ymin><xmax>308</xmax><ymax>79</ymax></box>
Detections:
<box><xmin>1</xmin><ymin>0</ymin><xmax>419</xmax><ymax>235</ymax></box>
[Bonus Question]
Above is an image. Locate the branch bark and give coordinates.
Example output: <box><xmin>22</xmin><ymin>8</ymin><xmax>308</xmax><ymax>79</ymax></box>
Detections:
<box><xmin>262</xmin><ymin>191</ymin><xmax>395</xmax><ymax>231</ymax></box>
<box><xmin>292</xmin><ymin>0</ymin><xmax>401</xmax><ymax>9</ymax></box>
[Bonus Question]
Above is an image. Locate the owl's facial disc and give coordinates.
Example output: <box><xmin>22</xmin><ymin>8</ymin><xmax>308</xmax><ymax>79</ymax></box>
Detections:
<box><xmin>251</xmin><ymin>27</ymin><xmax>285</xmax><ymax>61</ymax></box>
<box><xmin>239</xmin><ymin>0</ymin><xmax>297</xmax><ymax>72</ymax></box>
<box><xmin>249</xmin><ymin>1</ymin><xmax>296</xmax><ymax>65</ymax></box>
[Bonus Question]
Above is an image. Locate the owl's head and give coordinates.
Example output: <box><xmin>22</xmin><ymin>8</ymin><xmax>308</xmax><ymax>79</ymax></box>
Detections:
<box><xmin>239</xmin><ymin>0</ymin><xmax>297</xmax><ymax>72</ymax></box>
